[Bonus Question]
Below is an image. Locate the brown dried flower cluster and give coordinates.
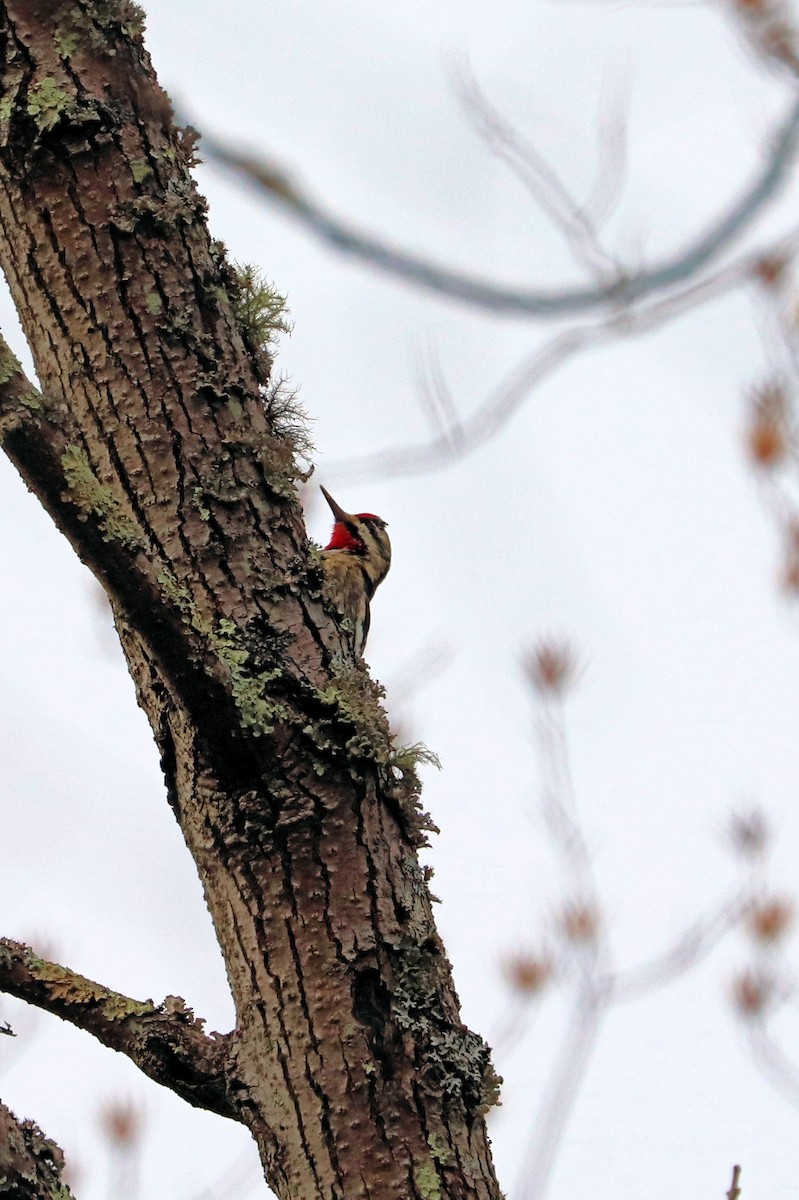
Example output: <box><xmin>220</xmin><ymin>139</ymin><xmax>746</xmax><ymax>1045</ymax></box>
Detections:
<box><xmin>501</xmin><ymin>952</ymin><xmax>552</xmax><ymax>994</ymax></box>
<box><xmin>744</xmin><ymin>896</ymin><xmax>794</xmax><ymax>944</ymax></box>
<box><xmin>558</xmin><ymin>901</ymin><xmax>600</xmax><ymax>944</ymax></box>
<box><xmin>745</xmin><ymin>381</ymin><xmax>790</xmax><ymax>468</ymax></box>
<box><xmin>523</xmin><ymin>641</ymin><xmax>577</xmax><ymax>696</ymax></box>
<box><xmin>731</xmin><ymin>968</ymin><xmax>776</xmax><ymax>1018</ymax></box>
<box><xmin>731</xmin><ymin>0</ymin><xmax>799</xmax><ymax>68</ymax></box>
<box><xmin>753</xmin><ymin>254</ymin><xmax>789</xmax><ymax>289</ymax></box>
<box><xmin>98</xmin><ymin>1097</ymin><xmax>144</xmax><ymax>1149</ymax></box>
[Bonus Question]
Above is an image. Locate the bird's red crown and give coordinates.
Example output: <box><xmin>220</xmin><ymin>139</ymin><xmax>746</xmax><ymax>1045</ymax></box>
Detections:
<box><xmin>325</xmin><ymin>514</ymin><xmax>379</xmax><ymax>552</ymax></box>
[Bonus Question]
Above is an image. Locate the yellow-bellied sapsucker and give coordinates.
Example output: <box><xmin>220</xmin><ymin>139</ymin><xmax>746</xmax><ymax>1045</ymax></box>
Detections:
<box><xmin>319</xmin><ymin>485</ymin><xmax>391</xmax><ymax>656</ymax></box>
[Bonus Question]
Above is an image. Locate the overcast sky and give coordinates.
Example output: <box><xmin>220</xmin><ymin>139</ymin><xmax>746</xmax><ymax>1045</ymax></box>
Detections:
<box><xmin>3</xmin><ymin>2</ymin><xmax>799</xmax><ymax>1198</ymax></box>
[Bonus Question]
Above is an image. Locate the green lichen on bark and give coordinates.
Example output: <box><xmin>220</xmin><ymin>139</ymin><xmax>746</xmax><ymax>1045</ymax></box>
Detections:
<box><xmin>60</xmin><ymin>445</ymin><xmax>143</xmax><ymax>549</ymax></box>
<box><xmin>51</xmin><ymin>0</ymin><xmax>146</xmax><ymax>59</ymax></box>
<box><xmin>212</xmin><ymin>618</ymin><xmax>290</xmax><ymax>735</ymax></box>
<box><xmin>154</xmin><ymin>570</ymin><xmax>292</xmax><ymax>737</ymax></box>
<box><xmin>53</xmin><ymin>24</ymin><xmax>79</xmax><ymax>60</ymax></box>
<box><xmin>23</xmin><ymin>955</ymin><xmax>151</xmax><ymax>1020</ymax></box>
<box><xmin>156</xmin><ymin>567</ymin><xmax>191</xmax><ymax>609</ymax></box>
<box><xmin>0</xmin><ymin>341</ymin><xmax>21</xmax><ymax>386</ymax></box>
<box><xmin>131</xmin><ymin>158</ymin><xmax>152</xmax><ymax>183</ymax></box>
<box><xmin>314</xmin><ymin>658</ymin><xmax>393</xmax><ymax>762</ymax></box>
<box><xmin>414</xmin><ymin>1160</ymin><xmax>442</xmax><ymax>1200</ymax></box>
<box><xmin>191</xmin><ymin>486</ymin><xmax>211</xmax><ymax>521</ymax></box>
<box><xmin>426</xmin><ymin>1133</ymin><xmax>454</xmax><ymax>1168</ymax></box>
<box><xmin>26</xmin><ymin>78</ymin><xmax>71</xmax><ymax>131</ymax></box>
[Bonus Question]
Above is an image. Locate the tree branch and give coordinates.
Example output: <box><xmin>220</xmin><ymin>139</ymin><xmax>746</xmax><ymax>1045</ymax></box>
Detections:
<box><xmin>606</xmin><ymin>893</ymin><xmax>748</xmax><ymax>1002</ymax></box>
<box><xmin>0</xmin><ymin>940</ymin><xmax>236</xmax><ymax>1121</ymax></box>
<box><xmin>450</xmin><ymin>61</ymin><xmax>619</xmax><ymax>284</ymax></box>
<box><xmin>0</xmin><ymin>1099</ymin><xmax>75</xmax><ymax>1200</ymax></box>
<box><xmin>324</xmin><ymin>236</ymin><xmax>778</xmax><ymax>483</ymax></box>
<box><xmin>199</xmin><ymin>90</ymin><xmax>799</xmax><ymax>317</ymax></box>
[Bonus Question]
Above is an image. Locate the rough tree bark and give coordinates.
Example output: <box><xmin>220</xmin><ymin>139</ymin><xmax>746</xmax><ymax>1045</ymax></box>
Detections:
<box><xmin>0</xmin><ymin>1100</ymin><xmax>74</xmax><ymax>1199</ymax></box>
<box><xmin>0</xmin><ymin>3</ymin><xmax>502</xmax><ymax>1198</ymax></box>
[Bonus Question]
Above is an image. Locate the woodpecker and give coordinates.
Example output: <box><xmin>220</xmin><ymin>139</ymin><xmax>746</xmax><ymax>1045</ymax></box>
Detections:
<box><xmin>319</xmin><ymin>485</ymin><xmax>391</xmax><ymax>656</ymax></box>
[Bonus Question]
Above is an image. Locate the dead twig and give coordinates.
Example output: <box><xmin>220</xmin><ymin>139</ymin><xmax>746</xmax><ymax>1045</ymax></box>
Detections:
<box><xmin>727</xmin><ymin>1164</ymin><xmax>742</xmax><ymax>1200</ymax></box>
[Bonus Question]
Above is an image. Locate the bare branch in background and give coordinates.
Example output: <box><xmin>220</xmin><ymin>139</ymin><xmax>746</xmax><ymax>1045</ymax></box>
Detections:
<box><xmin>516</xmin><ymin>989</ymin><xmax>605</xmax><ymax>1200</ymax></box>
<box><xmin>744</xmin><ymin>1022</ymin><xmax>799</xmax><ymax>1106</ymax></box>
<box><xmin>384</xmin><ymin>639</ymin><xmax>455</xmax><ymax>711</ymax></box>
<box><xmin>584</xmin><ymin>66</ymin><xmax>633</xmax><ymax>228</ymax></box>
<box><xmin>197</xmin><ymin>92</ymin><xmax>799</xmax><ymax>318</ymax></box>
<box><xmin>509</xmin><ymin>647</ymin><xmax>607</xmax><ymax>1200</ymax></box>
<box><xmin>184</xmin><ymin>1149</ymin><xmax>262</xmax><ymax>1200</ymax></box>
<box><xmin>450</xmin><ymin>60</ymin><xmax>621</xmax><ymax>284</ymax></box>
<box><xmin>497</xmin><ymin>647</ymin><xmax>766</xmax><ymax>1200</ymax></box>
<box><xmin>326</xmin><ymin>237</ymin><xmax>798</xmax><ymax>484</ymax></box>
<box><xmin>608</xmin><ymin>893</ymin><xmax>748</xmax><ymax>1002</ymax></box>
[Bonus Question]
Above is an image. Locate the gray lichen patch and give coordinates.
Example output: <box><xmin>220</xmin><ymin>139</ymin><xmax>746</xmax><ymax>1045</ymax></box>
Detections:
<box><xmin>61</xmin><ymin>445</ymin><xmax>143</xmax><ymax>550</ymax></box>
<box><xmin>391</xmin><ymin>938</ymin><xmax>501</xmax><ymax>1117</ymax></box>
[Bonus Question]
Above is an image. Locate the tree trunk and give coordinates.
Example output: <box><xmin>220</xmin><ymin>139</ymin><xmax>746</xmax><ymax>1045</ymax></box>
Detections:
<box><xmin>0</xmin><ymin>1101</ymin><xmax>75</xmax><ymax>1199</ymax></box>
<box><xmin>0</xmin><ymin>4</ymin><xmax>502</xmax><ymax>1197</ymax></box>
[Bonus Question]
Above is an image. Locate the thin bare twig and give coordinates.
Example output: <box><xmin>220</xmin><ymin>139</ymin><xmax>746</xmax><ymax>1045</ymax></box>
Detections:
<box><xmin>727</xmin><ymin>1164</ymin><xmax>742</xmax><ymax>1200</ymax></box>
<box><xmin>746</xmin><ymin>1021</ymin><xmax>799</xmax><ymax>1106</ymax></box>
<box><xmin>607</xmin><ymin>891</ymin><xmax>749</xmax><ymax>1001</ymax></box>
<box><xmin>584</xmin><ymin>67</ymin><xmax>633</xmax><ymax>227</ymax></box>
<box><xmin>199</xmin><ymin>92</ymin><xmax>799</xmax><ymax>317</ymax></box>
<box><xmin>516</xmin><ymin>988</ymin><xmax>605</xmax><ymax>1200</ymax></box>
<box><xmin>184</xmin><ymin>1148</ymin><xmax>261</xmax><ymax>1200</ymax></box>
<box><xmin>413</xmin><ymin>343</ymin><xmax>466</xmax><ymax>450</ymax></box>
<box><xmin>450</xmin><ymin>61</ymin><xmax>620</xmax><ymax>284</ymax></box>
<box><xmin>326</xmin><ymin>236</ymin><xmax>790</xmax><ymax>484</ymax></box>
<box><xmin>386</xmin><ymin>640</ymin><xmax>455</xmax><ymax>711</ymax></box>
<box><xmin>507</xmin><ymin>660</ymin><xmax>753</xmax><ymax>1198</ymax></box>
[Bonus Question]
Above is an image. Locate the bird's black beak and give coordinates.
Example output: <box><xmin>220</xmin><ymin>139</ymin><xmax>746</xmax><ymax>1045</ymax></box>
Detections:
<box><xmin>320</xmin><ymin>485</ymin><xmax>352</xmax><ymax>525</ymax></box>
